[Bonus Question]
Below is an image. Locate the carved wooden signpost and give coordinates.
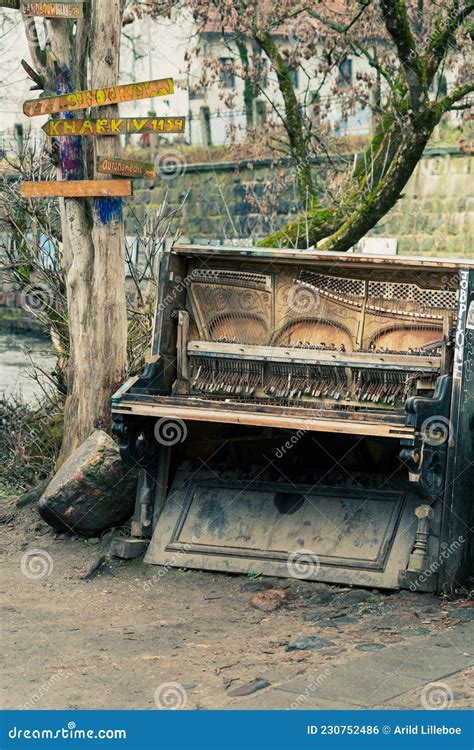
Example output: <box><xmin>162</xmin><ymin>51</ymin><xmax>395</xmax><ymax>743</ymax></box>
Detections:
<box><xmin>21</xmin><ymin>64</ymin><xmax>184</xmax><ymax>198</ymax></box>
<box><xmin>20</xmin><ymin>1</ymin><xmax>84</xmax><ymax>17</ymax></box>
<box><xmin>97</xmin><ymin>157</ymin><xmax>156</xmax><ymax>180</ymax></box>
<box><xmin>42</xmin><ymin>116</ymin><xmax>186</xmax><ymax>137</ymax></box>
<box><xmin>24</xmin><ymin>78</ymin><xmax>174</xmax><ymax>117</ymax></box>
<box><xmin>20</xmin><ymin>180</ymin><xmax>132</xmax><ymax>198</ymax></box>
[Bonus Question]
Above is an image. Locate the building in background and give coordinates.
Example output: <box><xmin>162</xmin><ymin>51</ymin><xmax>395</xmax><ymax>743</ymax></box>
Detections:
<box><xmin>0</xmin><ymin>5</ymin><xmax>463</xmax><ymax>153</ymax></box>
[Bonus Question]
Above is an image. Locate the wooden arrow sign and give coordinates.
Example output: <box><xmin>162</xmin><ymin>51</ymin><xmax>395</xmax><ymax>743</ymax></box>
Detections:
<box><xmin>97</xmin><ymin>157</ymin><xmax>156</xmax><ymax>179</ymax></box>
<box><xmin>24</xmin><ymin>78</ymin><xmax>174</xmax><ymax>117</ymax></box>
<box><xmin>21</xmin><ymin>1</ymin><xmax>84</xmax><ymax>18</ymax></box>
<box><xmin>20</xmin><ymin>180</ymin><xmax>132</xmax><ymax>198</ymax></box>
<box><xmin>42</xmin><ymin>116</ymin><xmax>186</xmax><ymax>137</ymax></box>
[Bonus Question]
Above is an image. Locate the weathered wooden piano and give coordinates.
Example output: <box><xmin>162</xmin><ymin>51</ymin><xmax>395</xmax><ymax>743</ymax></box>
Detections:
<box><xmin>112</xmin><ymin>244</ymin><xmax>474</xmax><ymax>592</ymax></box>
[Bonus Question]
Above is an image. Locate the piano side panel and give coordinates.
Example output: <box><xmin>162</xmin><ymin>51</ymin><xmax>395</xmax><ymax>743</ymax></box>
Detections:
<box><xmin>439</xmin><ymin>268</ymin><xmax>474</xmax><ymax>591</ymax></box>
<box><xmin>150</xmin><ymin>251</ymin><xmax>188</xmax><ymax>389</ymax></box>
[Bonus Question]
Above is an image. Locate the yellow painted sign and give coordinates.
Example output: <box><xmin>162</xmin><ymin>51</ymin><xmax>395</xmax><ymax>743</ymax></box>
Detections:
<box><xmin>97</xmin><ymin>157</ymin><xmax>156</xmax><ymax>179</ymax></box>
<box><xmin>42</xmin><ymin>116</ymin><xmax>186</xmax><ymax>136</ymax></box>
<box><xmin>20</xmin><ymin>179</ymin><xmax>132</xmax><ymax>198</ymax></box>
<box><xmin>21</xmin><ymin>1</ymin><xmax>84</xmax><ymax>17</ymax></box>
<box><xmin>24</xmin><ymin>78</ymin><xmax>174</xmax><ymax>117</ymax></box>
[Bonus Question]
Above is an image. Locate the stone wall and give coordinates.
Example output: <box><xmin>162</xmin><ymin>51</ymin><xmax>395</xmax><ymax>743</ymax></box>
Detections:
<box><xmin>1</xmin><ymin>149</ymin><xmax>472</xmax><ymax>332</ymax></box>
<box><xmin>127</xmin><ymin>149</ymin><xmax>473</xmax><ymax>257</ymax></box>
<box><xmin>367</xmin><ymin>150</ymin><xmax>473</xmax><ymax>257</ymax></box>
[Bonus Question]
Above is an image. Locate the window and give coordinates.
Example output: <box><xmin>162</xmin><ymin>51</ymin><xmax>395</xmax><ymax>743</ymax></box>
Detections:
<box><xmin>338</xmin><ymin>58</ymin><xmax>353</xmax><ymax>87</ymax></box>
<box><xmin>219</xmin><ymin>57</ymin><xmax>235</xmax><ymax>88</ymax></box>
<box><xmin>200</xmin><ymin>107</ymin><xmax>212</xmax><ymax>146</ymax></box>
<box><xmin>438</xmin><ymin>74</ymin><xmax>448</xmax><ymax>96</ymax></box>
<box><xmin>260</xmin><ymin>59</ymin><xmax>269</xmax><ymax>89</ymax></box>
<box><xmin>255</xmin><ymin>100</ymin><xmax>267</xmax><ymax>126</ymax></box>
<box><xmin>289</xmin><ymin>66</ymin><xmax>299</xmax><ymax>88</ymax></box>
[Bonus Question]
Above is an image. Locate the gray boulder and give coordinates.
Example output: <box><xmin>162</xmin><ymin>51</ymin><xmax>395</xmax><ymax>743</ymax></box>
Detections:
<box><xmin>38</xmin><ymin>430</ymin><xmax>138</xmax><ymax>537</ymax></box>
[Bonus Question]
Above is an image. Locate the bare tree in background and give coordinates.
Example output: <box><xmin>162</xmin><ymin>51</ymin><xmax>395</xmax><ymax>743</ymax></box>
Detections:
<box><xmin>146</xmin><ymin>0</ymin><xmax>473</xmax><ymax>249</ymax></box>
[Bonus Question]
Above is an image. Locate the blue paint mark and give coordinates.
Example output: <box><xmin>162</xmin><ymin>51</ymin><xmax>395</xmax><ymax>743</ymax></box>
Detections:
<box><xmin>94</xmin><ymin>197</ymin><xmax>123</xmax><ymax>225</ymax></box>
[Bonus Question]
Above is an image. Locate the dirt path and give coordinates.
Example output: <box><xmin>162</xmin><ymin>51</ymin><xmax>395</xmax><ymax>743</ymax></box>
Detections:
<box><xmin>0</xmin><ymin>499</ymin><xmax>472</xmax><ymax>711</ymax></box>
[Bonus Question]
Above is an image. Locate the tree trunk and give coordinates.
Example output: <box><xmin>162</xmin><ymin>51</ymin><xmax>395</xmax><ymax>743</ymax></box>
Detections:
<box><xmin>259</xmin><ymin>107</ymin><xmax>441</xmax><ymax>250</ymax></box>
<box><xmin>255</xmin><ymin>31</ymin><xmax>315</xmax><ymax>202</ymax></box>
<box><xmin>49</xmin><ymin>3</ymin><xmax>127</xmax><ymax>463</ymax></box>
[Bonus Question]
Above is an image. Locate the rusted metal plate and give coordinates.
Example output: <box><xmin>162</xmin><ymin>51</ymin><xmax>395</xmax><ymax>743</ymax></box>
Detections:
<box><xmin>145</xmin><ymin>470</ymin><xmax>419</xmax><ymax>589</ymax></box>
<box><xmin>20</xmin><ymin>179</ymin><xmax>131</xmax><ymax>197</ymax></box>
<box><xmin>42</xmin><ymin>116</ymin><xmax>185</xmax><ymax>136</ymax></box>
<box><xmin>97</xmin><ymin>157</ymin><xmax>155</xmax><ymax>179</ymax></box>
<box><xmin>21</xmin><ymin>0</ymin><xmax>83</xmax><ymax>17</ymax></box>
<box><xmin>24</xmin><ymin>78</ymin><xmax>174</xmax><ymax>117</ymax></box>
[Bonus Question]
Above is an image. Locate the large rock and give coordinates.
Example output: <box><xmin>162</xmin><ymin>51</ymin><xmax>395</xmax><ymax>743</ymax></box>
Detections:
<box><xmin>38</xmin><ymin>430</ymin><xmax>138</xmax><ymax>537</ymax></box>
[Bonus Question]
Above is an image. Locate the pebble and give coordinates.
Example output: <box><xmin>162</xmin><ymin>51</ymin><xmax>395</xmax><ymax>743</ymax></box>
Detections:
<box><xmin>324</xmin><ymin>616</ymin><xmax>357</xmax><ymax>627</ymax></box>
<box><xmin>355</xmin><ymin>642</ymin><xmax>386</xmax><ymax>651</ymax></box>
<box><xmin>228</xmin><ymin>678</ymin><xmax>270</xmax><ymax>697</ymax></box>
<box><xmin>397</xmin><ymin>627</ymin><xmax>430</xmax><ymax>637</ymax></box>
<box><xmin>251</xmin><ymin>589</ymin><xmax>290</xmax><ymax>612</ymax></box>
<box><xmin>286</xmin><ymin>636</ymin><xmax>334</xmax><ymax>652</ymax></box>
<box><xmin>310</xmin><ymin>591</ymin><xmax>338</xmax><ymax>605</ymax></box>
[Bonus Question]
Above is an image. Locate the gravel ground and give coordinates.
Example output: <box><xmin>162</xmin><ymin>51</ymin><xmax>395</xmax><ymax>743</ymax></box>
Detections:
<box><xmin>0</xmin><ymin>497</ymin><xmax>472</xmax><ymax>711</ymax></box>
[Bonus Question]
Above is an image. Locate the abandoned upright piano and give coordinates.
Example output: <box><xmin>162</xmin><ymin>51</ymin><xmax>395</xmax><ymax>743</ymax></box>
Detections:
<box><xmin>112</xmin><ymin>244</ymin><xmax>474</xmax><ymax>592</ymax></box>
